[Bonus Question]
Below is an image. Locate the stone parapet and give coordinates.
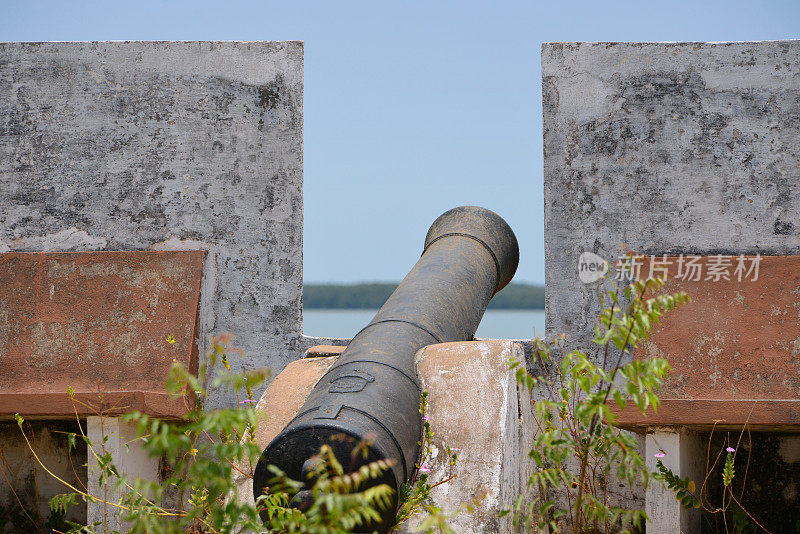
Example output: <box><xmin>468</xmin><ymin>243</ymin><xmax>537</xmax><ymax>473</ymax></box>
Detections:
<box><xmin>241</xmin><ymin>340</ymin><xmax>535</xmax><ymax>533</ymax></box>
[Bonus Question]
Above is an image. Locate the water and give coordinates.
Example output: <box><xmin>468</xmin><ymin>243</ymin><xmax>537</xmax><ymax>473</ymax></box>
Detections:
<box><xmin>303</xmin><ymin>309</ymin><xmax>545</xmax><ymax>340</ymax></box>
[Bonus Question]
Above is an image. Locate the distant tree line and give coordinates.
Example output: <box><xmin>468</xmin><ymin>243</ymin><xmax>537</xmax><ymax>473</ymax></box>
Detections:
<box><xmin>303</xmin><ymin>282</ymin><xmax>544</xmax><ymax>309</ymax></box>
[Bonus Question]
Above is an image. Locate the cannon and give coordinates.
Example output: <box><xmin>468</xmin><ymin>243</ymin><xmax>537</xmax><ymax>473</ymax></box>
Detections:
<box><xmin>253</xmin><ymin>206</ymin><xmax>519</xmax><ymax>530</ymax></box>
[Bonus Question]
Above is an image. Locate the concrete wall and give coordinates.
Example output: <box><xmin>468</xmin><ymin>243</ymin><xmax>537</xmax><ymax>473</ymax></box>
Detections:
<box><xmin>0</xmin><ymin>41</ymin><xmax>338</xmax><ymax>411</ymax></box>
<box><xmin>543</xmin><ymin>40</ymin><xmax>800</xmax><ymax>342</ymax></box>
<box><xmin>0</xmin><ymin>41</ymin><xmax>354</xmax><ymax>527</ymax></box>
<box><xmin>543</xmin><ymin>40</ymin><xmax>800</xmax><ymax>528</ymax></box>
<box><xmin>0</xmin><ymin>421</ymin><xmax>86</xmax><ymax>532</ymax></box>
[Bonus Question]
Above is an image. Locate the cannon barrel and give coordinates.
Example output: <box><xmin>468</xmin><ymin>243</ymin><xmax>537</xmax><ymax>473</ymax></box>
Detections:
<box><xmin>253</xmin><ymin>206</ymin><xmax>519</xmax><ymax>529</ymax></box>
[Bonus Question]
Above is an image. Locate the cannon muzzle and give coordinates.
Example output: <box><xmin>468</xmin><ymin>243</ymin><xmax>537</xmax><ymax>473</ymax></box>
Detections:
<box><xmin>253</xmin><ymin>206</ymin><xmax>519</xmax><ymax>530</ymax></box>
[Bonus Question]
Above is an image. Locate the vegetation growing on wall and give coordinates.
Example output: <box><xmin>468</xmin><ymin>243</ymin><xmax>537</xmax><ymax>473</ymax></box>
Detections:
<box><xmin>9</xmin><ymin>279</ymin><xmax>777</xmax><ymax>533</ymax></box>
<box><xmin>506</xmin><ymin>270</ymin><xmax>776</xmax><ymax>533</ymax></box>
<box><xmin>507</xmin><ymin>273</ymin><xmax>690</xmax><ymax>532</ymax></box>
<box><xmin>12</xmin><ymin>335</ymin><xmax>457</xmax><ymax>534</ymax></box>
<box><xmin>679</xmin><ymin>427</ymin><xmax>775</xmax><ymax>533</ymax></box>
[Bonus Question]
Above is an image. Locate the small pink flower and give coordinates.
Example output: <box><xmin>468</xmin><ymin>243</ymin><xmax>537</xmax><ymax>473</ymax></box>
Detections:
<box><xmin>239</xmin><ymin>399</ymin><xmax>256</xmax><ymax>405</ymax></box>
<box><xmin>726</xmin><ymin>447</ymin><xmax>735</xmax><ymax>453</ymax></box>
<box><xmin>419</xmin><ymin>465</ymin><xmax>431</xmax><ymax>474</ymax></box>
<box><xmin>654</xmin><ymin>452</ymin><xmax>666</xmax><ymax>458</ymax></box>
<box><xmin>422</xmin><ymin>415</ymin><xmax>430</xmax><ymax>422</ymax></box>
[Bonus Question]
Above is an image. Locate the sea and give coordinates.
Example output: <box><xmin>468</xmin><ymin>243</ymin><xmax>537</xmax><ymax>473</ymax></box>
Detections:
<box><xmin>303</xmin><ymin>309</ymin><xmax>545</xmax><ymax>340</ymax></box>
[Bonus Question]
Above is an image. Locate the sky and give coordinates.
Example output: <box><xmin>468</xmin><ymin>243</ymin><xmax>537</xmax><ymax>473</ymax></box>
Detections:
<box><xmin>2</xmin><ymin>1</ymin><xmax>799</xmax><ymax>285</ymax></box>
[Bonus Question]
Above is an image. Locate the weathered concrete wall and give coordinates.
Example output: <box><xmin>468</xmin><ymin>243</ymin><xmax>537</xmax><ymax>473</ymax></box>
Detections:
<box><xmin>543</xmin><ymin>40</ymin><xmax>800</xmax><ymax>530</ymax></box>
<box><xmin>0</xmin><ymin>41</ymin><xmax>338</xmax><ymax>411</ymax></box>
<box><xmin>406</xmin><ymin>341</ymin><xmax>535</xmax><ymax>534</ymax></box>
<box><xmin>543</xmin><ymin>40</ymin><xmax>800</xmax><ymax>342</ymax></box>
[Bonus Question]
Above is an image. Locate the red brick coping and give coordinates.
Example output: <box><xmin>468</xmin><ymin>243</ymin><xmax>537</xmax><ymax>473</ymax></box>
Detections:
<box><xmin>616</xmin><ymin>255</ymin><xmax>800</xmax><ymax>430</ymax></box>
<box><xmin>0</xmin><ymin>251</ymin><xmax>205</xmax><ymax>419</ymax></box>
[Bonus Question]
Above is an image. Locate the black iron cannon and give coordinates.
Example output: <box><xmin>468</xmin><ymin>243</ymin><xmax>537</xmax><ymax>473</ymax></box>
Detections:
<box><xmin>253</xmin><ymin>206</ymin><xmax>519</xmax><ymax>530</ymax></box>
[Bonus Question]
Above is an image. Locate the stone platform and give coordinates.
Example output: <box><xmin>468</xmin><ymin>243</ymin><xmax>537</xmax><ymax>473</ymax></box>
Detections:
<box><xmin>239</xmin><ymin>340</ymin><xmax>535</xmax><ymax>533</ymax></box>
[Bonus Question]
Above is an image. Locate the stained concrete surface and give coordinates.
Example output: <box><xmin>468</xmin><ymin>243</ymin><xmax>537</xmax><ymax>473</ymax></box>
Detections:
<box><xmin>615</xmin><ymin>255</ymin><xmax>800</xmax><ymax>428</ymax></box>
<box><xmin>0</xmin><ymin>42</ymin><xmax>344</xmax><ymax>526</ymax></box>
<box><xmin>408</xmin><ymin>340</ymin><xmax>535</xmax><ymax>534</ymax></box>
<box><xmin>0</xmin><ymin>251</ymin><xmax>204</xmax><ymax>418</ymax></box>
<box><xmin>542</xmin><ymin>40</ymin><xmax>800</xmax><ymax>526</ymax></box>
<box><xmin>543</xmin><ymin>41</ymin><xmax>800</xmax><ymax>344</ymax></box>
<box><xmin>0</xmin><ymin>42</ymin><xmax>341</xmax><ymax>413</ymax></box>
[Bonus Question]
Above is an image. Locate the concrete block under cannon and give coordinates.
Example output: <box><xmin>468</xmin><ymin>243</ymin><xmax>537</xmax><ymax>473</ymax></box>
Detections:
<box><xmin>252</xmin><ymin>206</ymin><xmax>520</xmax><ymax>531</ymax></box>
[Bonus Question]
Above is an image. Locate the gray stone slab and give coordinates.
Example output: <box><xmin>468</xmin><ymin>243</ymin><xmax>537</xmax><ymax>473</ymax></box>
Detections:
<box><xmin>0</xmin><ymin>41</ymin><xmax>337</xmax><ymax>409</ymax></box>
<box><xmin>543</xmin><ymin>40</ymin><xmax>800</xmax><ymax>342</ymax></box>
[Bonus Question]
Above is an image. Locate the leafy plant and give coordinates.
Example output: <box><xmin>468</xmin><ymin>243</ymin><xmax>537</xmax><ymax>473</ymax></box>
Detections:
<box><xmin>15</xmin><ymin>334</ymin><xmax>398</xmax><ymax>534</ymax></box>
<box><xmin>722</xmin><ymin>449</ymin><xmax>735</xmax><ymax>488</ymax></box>
<box><xmin>393</xmin><ymin>388</ymin><xmax>459</xmax><ymax>531</ymax></box>
<box><xmin>259</xmin><ymin>440</ymin><xmax>396</xmax><ymax>533</ymax></box>
<box><xmin>508</xmin><ymin>269</ymin><xmax>690</xmax><ymax>533</ymax></box>
<box><xmin>692</xmin><ymin>429</ymin><xmax>772</xmax><ymax>534</ymax></box>
<box><xmin>655</xmin><ymin>459</ymin><xmax>700</xmax><ymax>509</ymax></box>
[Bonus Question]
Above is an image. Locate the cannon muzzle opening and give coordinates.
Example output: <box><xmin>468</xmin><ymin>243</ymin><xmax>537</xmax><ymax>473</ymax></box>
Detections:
<box><xmin>253</xmin><ymin>206</ymin><xmax>519</xmax><ymax>531</ymax></box>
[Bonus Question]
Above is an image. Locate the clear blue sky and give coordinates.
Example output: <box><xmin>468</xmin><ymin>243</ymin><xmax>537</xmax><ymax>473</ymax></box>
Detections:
<box><xmin>3</xmin><ymin>1</ymin><xmax>799</xmax><ymax>284</ymax></box>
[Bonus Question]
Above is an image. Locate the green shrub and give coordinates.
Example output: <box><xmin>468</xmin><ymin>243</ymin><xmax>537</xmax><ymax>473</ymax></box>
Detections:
<box><xmin>17</xmin><ymin>334</ymin><xmax>399</xmax><ymax>534</ymax></box>
<box><xmin>507</xmin><ymin>273</ymin><xmax>689</xmax><ymax>533</ymax></box>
